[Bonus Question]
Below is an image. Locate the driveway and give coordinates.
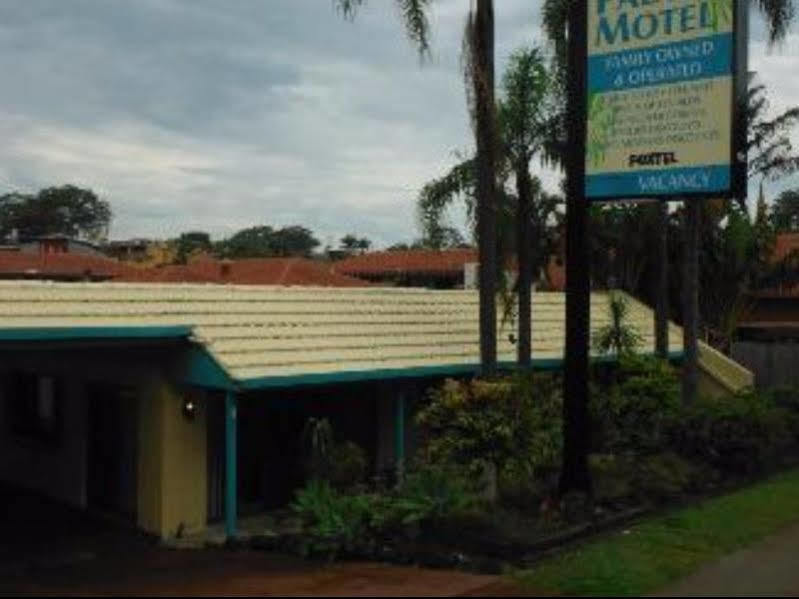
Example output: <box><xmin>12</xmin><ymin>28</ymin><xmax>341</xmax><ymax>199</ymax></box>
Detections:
<box><xmin>3</xmin><ymin>549</ymin><xmax>539</xmax><ymax>597</ymax></box>
<box><xmin>0</xmin><ymin>485</ymin><xmax>541</xmax><ymax>597</ymax></box>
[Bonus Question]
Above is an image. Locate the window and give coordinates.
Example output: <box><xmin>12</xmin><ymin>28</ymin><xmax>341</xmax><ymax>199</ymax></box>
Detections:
<box><xmin>6</xmin><ymin>371</ymin><xmax>64</xmax><ymax>444</ymax></box>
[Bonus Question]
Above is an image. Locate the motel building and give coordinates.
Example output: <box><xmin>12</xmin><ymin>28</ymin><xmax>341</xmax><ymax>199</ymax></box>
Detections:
<box><xmin>0</xmin><ymin>281</ymin><xmax>751</xmax><ymax>541</ymax></box>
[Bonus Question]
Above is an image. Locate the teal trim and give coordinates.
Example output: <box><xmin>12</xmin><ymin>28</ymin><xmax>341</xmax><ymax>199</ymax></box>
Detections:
<box><xmin>237</xmin><ymin>351</ymin><xmax>685</xmax><ymax>390</ymax></box>
<box><xmin>0</xmin><ymin>325</ymin><xmax>192</xmax><ymax>342</ymax></box>
<box><xmin>225</xmin><ymin>391</ymin><xmax>237</xmax><ymax>539</ymax></box>
<box><xmin>240</xmin><ymin>363</ymin><xmax>484</xmax><ymax>390</ymax></box>
<box><xmin>175</xmin><ymin>345</ymin><xmax>236</xmax><ymax>391</ymax></box>
<box><xmin>395</xmin><ymin>393</ymin><xmax>405</xmax><ymax>484</ymax></box>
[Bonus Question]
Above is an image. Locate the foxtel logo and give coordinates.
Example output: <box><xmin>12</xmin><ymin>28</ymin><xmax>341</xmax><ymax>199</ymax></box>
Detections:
<box><xmin>629</xmin><ymin>152</ymin><xmax>679</xmax><ymax>167</ymax></box>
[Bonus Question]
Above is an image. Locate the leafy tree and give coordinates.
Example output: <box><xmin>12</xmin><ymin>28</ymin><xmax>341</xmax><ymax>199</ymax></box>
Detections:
<box><xmin>217</xmin><ymin>225</ymin><xmax>320</xmax><ymax>259</ymax></box>
<box><xmin>340</xmin><ymin>234</ymin><xmax>360</xmax><ymax>251</ymax></box>
<box><xmin>418</xmin><ymin>46</ymin><xmax>560</xmax><ymax>367</ymax></box>
<box><xmin>340</xmin><ymin>234</ymin><xmax>371</xmax><ymax>253</ymax></box>
<box><xmin>269</xmin><ymin>225</ymin><xmax>320</xmax><ymax>257</ymax></box>
<box><xmin>0</xmin><ymin>185</ymin><xmax>111</xmax><ymax>241</ymax></box>
<box><xmin>499</xmin><ymin>46</ymin><xmax>554</xmax><ymax>366</ymax></box>
<box><xmin>771</xmin><ymin>188</ymin><xmax>799</xmax><ymax>231</ymax></box>
<box><xmin>175</xmin><ymin>231</ymin><xmax>212</xmax><ymax>263</ymax></box>
<box><xmin>744</xmin><ymin>77</ymin><xmax>799</xmax><ymax>212</ymax></box>
<box><xmin>216</xmin><ymin>225</ymin><xmax>275</xmax><ymax>259</ymax></box>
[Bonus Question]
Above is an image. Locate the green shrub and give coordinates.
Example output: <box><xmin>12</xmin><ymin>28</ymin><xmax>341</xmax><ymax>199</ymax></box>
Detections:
<box><xmin>591</xmin><ymin>355</ymin><xmax>681</xmax><ymax>455</ymax></box>
<box><xmin>674</xmin><ymin>391</ymin><xmax>793</xmax><ymax>477</ymax></box>
<box><xmin>290</xmin><ymin>479</ymin><xmax>373</xmax><ymax>558</ymax></box>
<box><xmin>634</xmin><ymin>452</ymin><xmax>700</xmax><ymax>501</ymax></box>
<box><xmin>368</xmin><ymin>464</ymin><xmax>481</xmax><ymax>534</ymax></box>
<box><xmin>589</xmin><ymin>453</ymin><xmax>635</xmax><ymax>503</ymax></box>
<box><xmin>416</xmin><ymin>378</ymin><xmax>517</xmax><ymax>477</ymax></box>
<box><xmin>291</xmin><ymin>464</ymin><xmax>480</xmax><ymax>558</ymax></box>
<box><xmin>417</xmin><ymin>373</ymin><xmax>563</xmax><ymax>507</ymax></box>
<box><xmin>590</xmin><ymin>452</ymin><xmax>700</xmax><ymax>504</ymax></box>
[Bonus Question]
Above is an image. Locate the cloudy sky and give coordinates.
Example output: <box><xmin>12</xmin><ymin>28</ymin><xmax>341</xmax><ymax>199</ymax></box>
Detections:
<box><xmin>0</xmin><ymin>1</ymin><xmax>796</xmax><ymax>248</ymax></box>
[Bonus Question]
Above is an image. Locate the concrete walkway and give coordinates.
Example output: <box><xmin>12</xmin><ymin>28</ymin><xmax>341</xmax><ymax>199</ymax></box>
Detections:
<box><xmin>654</xmin><ymin>521</ymin><xmax>799</xmax><ymax>597</ymax></box>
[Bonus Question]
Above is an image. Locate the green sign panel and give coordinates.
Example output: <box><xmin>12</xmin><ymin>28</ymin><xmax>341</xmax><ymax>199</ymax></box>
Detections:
<box><xmin>585</xmin><ymin>0</ymin><xmax>747</xmax><ymax>200</ymax></box>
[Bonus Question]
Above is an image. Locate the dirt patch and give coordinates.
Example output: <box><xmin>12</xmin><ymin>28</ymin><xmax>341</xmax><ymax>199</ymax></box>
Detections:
<box><xmin>2</xmin><ymin>551</ymin><xmax>548</xmax><ymax>597</ymax></box>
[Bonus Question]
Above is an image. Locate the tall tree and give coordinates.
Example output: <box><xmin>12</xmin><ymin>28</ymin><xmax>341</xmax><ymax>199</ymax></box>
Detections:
<box><xmin>0</xmin><ymin>185</ymin><xmax>111</xmax><ymax>242</ymax></box>
<box><xmin>772</xmin><ymin>188</ymin><xmax>799</xmax><ymax>231</ymax></box>
<box><xmin>465</xmin><ymin>0</ymin><xmax>499</xmax><ymax>375</ymax></box>
<box><xmin>498</xmin><ymin>46</ymin><xmax>551</xmax><ymax>367</ymax></box>
<box><xmin>265</xmin><ymin>225</ymin><xmax>320</xmax><ymax>257</ymax></box>
<box><xmin>216</xmin><ymin>225</ymin><xmax>274</xmax><ymax>259</ymax></box>
<box><xmin>745</xmin><ymin>78</ymin><xmax>799</xmax><ymax>213</ymax></box>
<box><xmin>336</xmin><ymin>0</ymin><xmax>499</xmax><ymax>376</ymax></box>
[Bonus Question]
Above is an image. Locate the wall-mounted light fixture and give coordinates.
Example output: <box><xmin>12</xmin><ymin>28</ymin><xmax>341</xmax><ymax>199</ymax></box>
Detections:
<box><xmin>182</xmin><ymin>397</ymin><xmax>198</xmax><ymax>421</ymax></box>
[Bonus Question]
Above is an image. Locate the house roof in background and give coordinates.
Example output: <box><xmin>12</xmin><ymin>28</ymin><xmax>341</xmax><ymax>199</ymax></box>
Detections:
<box><xmin>773</xmin><ymin>233</ymin><xmax>799</xmax><ymax>263</ymax></box>
<box><xmin>333</xmin><ymin>249</ymin><xmax>478</xmax><ymax>277</ymax></box>
<box><xmin>0</xmin><ymin>282</ymin><xmax>684</xmax><ymax>388</ymax></box>
<box><xmin>116</xmin><ymin>257</ymin><xmax>370</xmax><ymax>287</ymax></box>
<box><xmin>0</xmin><ymin>251</ymin><xmax>128</xmax><ymax>280</ymax></box>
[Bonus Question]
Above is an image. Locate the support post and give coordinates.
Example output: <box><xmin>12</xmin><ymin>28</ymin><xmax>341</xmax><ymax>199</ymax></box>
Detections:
<box><xmin>224</xmin><ymin>390</ymin><xmax>237</xmax><ymax>539</ymax></box>
<box><xmin>560</xmin><ymin>0</ymin><xmax>592</xmax><ymax>498</ymax></box>
<box><xmin>394</xmin><ymin>393</ymin><xmax>405</xmax><ymax>485</ymax></box>
<box><xmin>682</xmin><ymin>200</ymin><xmax>700</xmax><ymax>405</ymax></box>
<box><xmin>655</xmin><ymin>199</ymin><xmax>669</xmax><ymax>359</ymax></box>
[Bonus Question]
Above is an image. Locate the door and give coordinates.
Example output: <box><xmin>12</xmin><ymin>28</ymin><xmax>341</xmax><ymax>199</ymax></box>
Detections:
<box><xmin>87</xmin><ymin>385</ymin><xmax>137</xmax><ymax>519</ymax></box>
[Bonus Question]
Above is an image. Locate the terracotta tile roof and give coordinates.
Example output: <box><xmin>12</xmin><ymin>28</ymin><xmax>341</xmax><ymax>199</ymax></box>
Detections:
<box><xmin>334</xmin><ymin>249</ymin><xmax>478</xmax><ymax>277</ymax></box>
<box><xmin>773</xmin><ymin>233</ymin><xmax>799</xmax><ymax>263</ymax></box>
<box><xmin>116</xmin><ymin>256</ymin><xmax>369</xmax><ymax>287</ymax></box>
<box><xmin>0</xmin><ymin>250</ymin><xmax>129</xmax><ymax>280</ymax></box>
<box><xmin>545</xmin><ymin>256</ymin><xmax>566</xmax><ymax>291</ymax></box>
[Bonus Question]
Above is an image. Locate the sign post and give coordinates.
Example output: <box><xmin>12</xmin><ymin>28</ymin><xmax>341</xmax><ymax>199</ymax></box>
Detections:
<box><xmin>581</xmin><ymin>0</ymin><xmax>748</xmax><ymax>405</ymax></box>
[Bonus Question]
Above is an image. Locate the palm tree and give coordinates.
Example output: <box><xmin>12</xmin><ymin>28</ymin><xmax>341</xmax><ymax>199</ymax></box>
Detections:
<box><xmin>499</xmin><ymin>47</ymin><xmax>551</xmax><ymax>367</ymax></box>
<box><xmin>334</xmin><ymin>0</ymin><xmax>500</xmax><ymax>376</ymax></box>
<box><xmin>417</xmin><ymin>46</ymin><xmax>554</xmax><ymax>368</ymax></box>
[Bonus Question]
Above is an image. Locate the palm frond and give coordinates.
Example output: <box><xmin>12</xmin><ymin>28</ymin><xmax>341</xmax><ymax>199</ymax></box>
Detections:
<box><xmin>334</xmin><ymin>0</ymin><xmax>366</xmax><ymax>20</ymax></box>
<box><xmin>417</xmin><ymin>158</ymin><xmax>477</xmax><ymax>242</ymax></box>
<box><xmin>755</xmin><ymin>0</ymin><xmax>796</xmax><ymax>44</ymax></box>
<box><xmin>334</xmin><ymin>0</ymin><xmax>432</xmax><ymax>58</ymax></box>
<box><xmin>395</xmin><ymin>0</ymin><xmax>433</xmax><ymax>59</ymax></box>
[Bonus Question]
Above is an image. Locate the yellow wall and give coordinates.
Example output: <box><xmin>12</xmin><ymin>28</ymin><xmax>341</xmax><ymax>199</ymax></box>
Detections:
<box><xmin>137</xmin><ymin>379</ymin><xmax>207</xmax><ymax>538</ymax></box>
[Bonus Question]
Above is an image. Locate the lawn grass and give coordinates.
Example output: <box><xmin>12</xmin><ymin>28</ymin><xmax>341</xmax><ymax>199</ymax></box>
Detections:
<box><xmin>512</xmin><ymin>468</ymin><xmax>799</xmax><ymax>596</ymax></box>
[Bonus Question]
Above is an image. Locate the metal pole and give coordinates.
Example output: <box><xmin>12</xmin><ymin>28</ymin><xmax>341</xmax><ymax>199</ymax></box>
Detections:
<box><xmin>655</xmin><ymin>199</ymin><xmax>669</xmax><ymax>359</ymax></box>
<box><xmin>682</xmin><ymin>200</ymin><xmax>700</xmax><ymax>404</ymax></box>
<box><xmin>224</xmin><ymin>390</ymin><xmax>237</xmax><ymax>539</ymax></box>
<box><xmin>560</xmin><ymin>0</ymin><xmax>592</xmax><ymax>497</ymax></box>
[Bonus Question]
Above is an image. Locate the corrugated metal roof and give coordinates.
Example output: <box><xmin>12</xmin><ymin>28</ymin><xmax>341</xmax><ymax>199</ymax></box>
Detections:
<box><xmin>0</xmin><ymin>281</ymin><xmax>684</xmax><ymax>386</ymax></box>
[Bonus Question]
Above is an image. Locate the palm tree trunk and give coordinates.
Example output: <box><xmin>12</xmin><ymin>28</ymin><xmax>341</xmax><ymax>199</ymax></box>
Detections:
<box><xmin>516</xmin><ymin>163</ymin><xmax>533</xmax><ymax>368</ymax></box>
<box><xmin>655</xmin><ymin>200</ymin><xmax>669</xmax><ymax>359</ymax></box>
<box><xmin>559</xmin><ymin>0</ymin><xmax>592</xmax><ymax>498</ymax></box>
<box><xmin>682</xmin><ymin>200</ymin><xmax>700</xmax><ymax>405</ymax></box>
<box><xmin>473</xmin><ymin>0</ymin><xmax>498</xmax><ymax>376</ymax></box>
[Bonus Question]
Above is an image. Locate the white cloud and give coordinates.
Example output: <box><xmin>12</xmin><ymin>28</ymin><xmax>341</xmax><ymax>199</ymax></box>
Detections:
<box><xmin>0</xmin><ymin>1</ymin><xmax>796</xmax><ymax>248</ymax></box>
